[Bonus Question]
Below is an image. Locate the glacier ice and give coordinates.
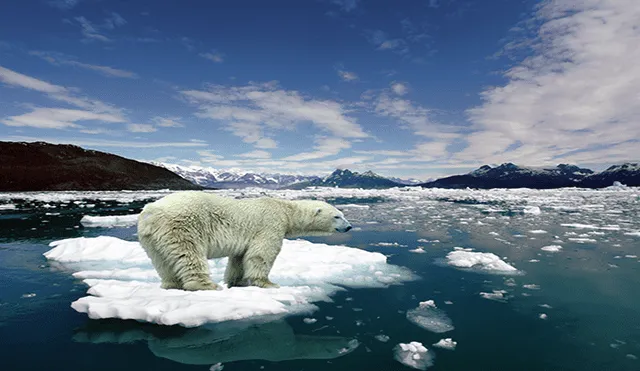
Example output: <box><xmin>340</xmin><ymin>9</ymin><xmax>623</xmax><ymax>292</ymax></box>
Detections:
<box><xmin>44</xmin><ymin>236</ymin><xmax>416</xmax><ymax>327</ymax></box>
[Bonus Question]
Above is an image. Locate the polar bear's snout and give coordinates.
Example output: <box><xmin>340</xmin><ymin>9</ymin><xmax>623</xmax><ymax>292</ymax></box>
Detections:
<box><xmin>334</xmin><ymin>215</ymin><xmax>352</xmax><ymax>233</ymax></box>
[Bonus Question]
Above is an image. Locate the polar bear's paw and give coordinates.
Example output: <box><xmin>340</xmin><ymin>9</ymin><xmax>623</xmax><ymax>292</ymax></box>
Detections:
<box><xmin>251</xmin><ymin>278</ymin><xmax>280</xmax><ymax>289</ymax></box>
<box><xmin>182</xmin><ymin>280</ymin><xmax>220</xmax><ymax>291</ymax></box>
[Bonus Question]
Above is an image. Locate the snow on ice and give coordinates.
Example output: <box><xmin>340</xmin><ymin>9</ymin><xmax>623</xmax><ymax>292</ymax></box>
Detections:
<box><xmin>44</xmin><ymin>236</ymin><xmax>416</xmax><ymax>327</ymax></box>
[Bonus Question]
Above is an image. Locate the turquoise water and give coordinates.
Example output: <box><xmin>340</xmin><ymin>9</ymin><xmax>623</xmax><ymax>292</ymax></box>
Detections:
<box><xmin>1</xmin><ymin>188</ymin><xmax>639</xmax><ymax>370</ymax></box>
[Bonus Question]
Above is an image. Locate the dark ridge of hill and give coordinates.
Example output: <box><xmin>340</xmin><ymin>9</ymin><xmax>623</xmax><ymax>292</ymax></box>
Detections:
<box><xmin>0</xmin><ymin>141</ymin><xmax>203</xmax><ymax>191</ymax></box>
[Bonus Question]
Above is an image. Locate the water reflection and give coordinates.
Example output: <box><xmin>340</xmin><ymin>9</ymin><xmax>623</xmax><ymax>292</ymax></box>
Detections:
<box><xmin>74</xmin><ymin>319</ymin><xmax>360</xmax><ymax>365</ymax></box>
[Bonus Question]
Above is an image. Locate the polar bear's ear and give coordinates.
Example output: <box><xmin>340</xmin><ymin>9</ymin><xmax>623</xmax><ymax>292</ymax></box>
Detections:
<box><xmin>315</xmin><ymin>207</ymin><xmax>322</xmax><ymax>215</ymax></box>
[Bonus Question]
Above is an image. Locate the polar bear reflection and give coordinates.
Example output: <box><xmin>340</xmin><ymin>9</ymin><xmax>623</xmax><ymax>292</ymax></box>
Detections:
<box><xmin>73</xmin><ymin>319</ymin><xmax>359</xmax><ymax>365</ymax></box>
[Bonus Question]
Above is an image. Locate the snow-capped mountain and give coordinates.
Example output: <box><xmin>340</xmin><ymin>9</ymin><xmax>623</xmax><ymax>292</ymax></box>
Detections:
<box><xmin>150</xmin><ymin>162</ymin><xmax>320</xmax><ymax>189</ymax></box>
<box><xmin>421</xmin><ymin>163</ymin><xmax>595</xmax><ymax>189</ymax></box>
<box><xmin>420</xmin><ymin>162</ymin><xmax>639</xmax><ymax>189</ymax></box>
<box><xmin>286</xmin><ymin>169</ymin><xmax>403</xmax><ymax>189</ymax></box>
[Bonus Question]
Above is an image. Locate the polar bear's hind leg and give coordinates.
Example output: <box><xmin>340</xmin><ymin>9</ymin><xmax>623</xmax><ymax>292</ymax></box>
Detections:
<box><xmin>224</xmin><ymin>254</ymin><xmax>246</xmax><ymax>288</ymax></box>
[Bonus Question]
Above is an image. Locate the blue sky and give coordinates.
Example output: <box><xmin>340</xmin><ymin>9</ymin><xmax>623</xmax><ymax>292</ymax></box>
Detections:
<box><xmin>1</xmin><ymin>0</ymin><xmax>638</xmax><ymax>179</ymax></box>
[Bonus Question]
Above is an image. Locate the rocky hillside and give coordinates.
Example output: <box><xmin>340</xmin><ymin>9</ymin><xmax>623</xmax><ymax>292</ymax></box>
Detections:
<box><xmin>579</xmin><ymin>163</ymin><xmax>640</xmax><ymax>188</ymax></box>
<box><xmin>0</xmin><ymin>141</ymin><xmax>202</xmax><ymax>191</ymax></box>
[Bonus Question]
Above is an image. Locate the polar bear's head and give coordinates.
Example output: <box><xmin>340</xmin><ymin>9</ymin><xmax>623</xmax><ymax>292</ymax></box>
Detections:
<box><xmin>288</xmin><ymin>200</ymin><xmax>352</xmax><ymax>237</ymax></box>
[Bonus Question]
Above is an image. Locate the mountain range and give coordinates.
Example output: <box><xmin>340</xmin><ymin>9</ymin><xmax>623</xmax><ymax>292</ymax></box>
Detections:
<box><xmin>418</xmin><ymin>163</ymin><xmax>639</xmax><ymax>189</ymax></box>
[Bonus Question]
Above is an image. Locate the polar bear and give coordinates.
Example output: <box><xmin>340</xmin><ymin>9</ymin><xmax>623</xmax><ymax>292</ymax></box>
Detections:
<box><xmin>137</xmin><ymin>191</ymin><xmax>352</xmax><ymax>291</ymax></box>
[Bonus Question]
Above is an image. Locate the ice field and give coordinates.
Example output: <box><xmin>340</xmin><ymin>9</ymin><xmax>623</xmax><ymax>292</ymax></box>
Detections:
<box><xmin>1</xmin><ymin>185</ymin><xmax>639</xmax><ymax>370</ymax></box>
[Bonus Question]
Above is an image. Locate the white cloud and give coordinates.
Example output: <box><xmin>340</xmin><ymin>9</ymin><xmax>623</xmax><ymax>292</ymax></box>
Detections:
<box><xmin>282</xmin><ymin>137</ymin><xmax>351</xmax><ymax>161</ymax></box>
<box><xmin>235</xmin><ymin>150</ymin><xmax>272</xmax><ymax>159</ymax></box>
<box><xmin>200</xmin><ymin>51</ymin><xmax>225</xmax><ymax>63</ymax></box>
<box><xmin>180</xmin><ymin>81</ymin><xmax>368</xmax><ymax>149</ymax></box>
<box><xmin>463</xmin><ymin>0</ymin><xmax>640</xmax><ymax>166</ymax></box>
<box><xmin>0</xmin><ymin>65</ymin><xmax>67</xmax><ymax>94</ymax></box>
<box><xmin>0</xmin><ymin>65</ymin><xmax>124</xmax><ymax>118</ymax></box>
<box><xmin>337</xmin><ymin>69</ymin><xmax>358</xmax><ymax>82</ymax></box>
<box><xmin>1</xmin><ymin>108</ymin><xmax>124</xmax><ymax>129</ymax></box>
<box><xmin>127</xmin><ymin>124</ymin><xmax>157</xmax><ymax>133</ymax></box>
<box><xmin>30</xmin><ymin>51</ymin><xmax>138</xmax><ymax>79</ymax></box>
<box><xmin>331</xmin><ymin>0</ymin><xmax>358</xmax><ymax>12</ymax></box>
<box><xmin>72</xmin><ymin>13</ymin><xmax>126</xmax><ymax>43</ymax></box>
<box><xmin>152</xmin><ymin>117</ymin><xmax>185</xmax><ymax>127</ymax></box>
<box><xmin>366</xmin><ymin>30</ymin><xmax>409</xmax><ymax>55</ymax></box>
<box><xmin>390</xmin><ymin>82</ymin><xmax>409</xmax><ymax>96</ymax></box>
<box><xmin>2</xmin><ymin>136</ymin><xmax>208</xmax><ymax>148</ymax></box>
<box><xmin>48</xmin><ymin>0</ymin><xmax>81</xmax><ymax>9</ymax></box>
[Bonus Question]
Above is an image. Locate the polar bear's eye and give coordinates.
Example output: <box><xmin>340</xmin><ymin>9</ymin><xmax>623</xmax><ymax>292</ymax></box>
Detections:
<box><xmin>334</xmin><ymin>216</ymin><xmax>340</xmax><ymax>219</ymax></box>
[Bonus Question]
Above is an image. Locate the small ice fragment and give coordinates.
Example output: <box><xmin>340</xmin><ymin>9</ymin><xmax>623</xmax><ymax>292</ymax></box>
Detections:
<box><xmin>539</xmin><ymin>304</ymin><xmax>553</xmax><ymax>309</ymax></box>
<box><xmin>338</xmin><ymin>339</ymin><xmax>360</xmax><ymax>355</ymax></box>
<box><xmin>326</xmin><ymin>316</ymin><xmax>334</xmax><ymax>320</ymax></box>
<box><xmin>303</xmin><ymin>318</ymin><xmax>317</xmax><ymax>324</ymax></box>
<box><xmin>523</xmin><ymin>284</ymin><xmax>540</xmax><ymax>290</ymax></box>
<box><xmin>406</xmin><ymin>300</ymin><xmax>454</xmax><ymax>333</ymax></box>
<box><xmin>375</xmin><ymin>334</ymin><xmax>390</xmax><ymax>343</ymax></box>
<box><xmin>539</xmin><ymin>313</ymin><xmax>548</xmax><ymax>320</ymax></box>
<box><xmin>80</xmin><ymin>214</ymin><xmax>139</xmax><ymax>228</ymax></box>
<box><xmin>625</xmin><ymin>255</ymin><xmax>638</xmax><ymax>259</ymax></box>
<box><xmin>394</xmin><ymin>342</ymin><xmax>434</xmax><ymax>370</ymax></box>
<box><xmin>504</xmin><ymin>278</ymin><xmax>517</xmax><ymax>287</ymax></box>
<box><xmin>529</xmin><ymin>230</ymin><xmax>547</xmax><ymax>234</ymax></box>
<box><xmin>529</xmin><ymin>259</ymin><xmax>540</xmax><ymax>263</ymax></box>
<box><xmin>209</xmin><ymin>363</ymin><xmax>224</xmax><ymax>371</ymax></box>
<box><xmin>479</xmin><ymin>290</ymin><xmax>507</xmax><ymax>301</ymax></box>
<box><xmin>541</xmin><ymin>245</ymin><xmax>562</xmax><ymax>252</ymax></box>
<box><xmin>432</xmin><ymin>338</ymin><xmax>457</xmax><ymax>350</ymax></box>
<box><xmin>21</xmin><ymin>293</ymin><xmax>36</xmax><ymax>298</ymax></box>
<box><xmin>626</xmin><ymin>354</ymin><xmax>638</xmax><ymax>360</ymax></box>
<box><xmin>409</xmin><ymin>247</ymin><xmax>426</xmax><ymax>254</ymax></box>
<box><xmin>444</xmin><ymin>301</ymin><xmax>453</xmax><ymax>305</ymax></box>
<box><xmin>355</xmin><ymin>320</ymin><xmax>364</xmax><ymax>326</ymax></box>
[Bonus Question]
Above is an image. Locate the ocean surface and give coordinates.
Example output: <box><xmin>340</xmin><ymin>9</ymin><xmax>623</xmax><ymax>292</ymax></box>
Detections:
<box><xmin>1</xmin><ymin>187</ymin><xmax>639</xmax><ymax>371</ymax></box>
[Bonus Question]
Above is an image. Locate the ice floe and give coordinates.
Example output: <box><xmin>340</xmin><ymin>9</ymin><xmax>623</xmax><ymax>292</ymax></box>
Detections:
<box><xmin>394</xmin><ymin>342</ymin><xmax>434</xmax><ymax>370</ymax></box>
<box><xmin>432</xmin><ymin>338</ymin><xmax>457</xmax><ymax>350</ymax></box>
<box><xmin>479</xmin><ymin>290</ymin><xmax>507</xmax><ymax>302</ymax></box>
<box><xmin>44</xmin><ymin>236</ymin><xmax>416</xmax><ymax>327</ymax></box>
<box><xmin>80</xmin><ymin>214</ymin><xmax>139</xmax><ymax>228</ymax></box>
<box><xmin>445</xmin><ymin>250</ymin><xmax>519</xmax><ymax>274</ymax></box>
<box><xmin>406</xmin><ymin>300</ymin><xmax>454</xmax><ymax>333</ymax></box>
<box><xmin>541</xmin><ymin>245</ymin><xmax>563</xmax><ymax>252</ymax></box>
<box><xmin>375</xmin><ymin>334</ymin><xmax>390</xmax><ymax>342</ymax></box>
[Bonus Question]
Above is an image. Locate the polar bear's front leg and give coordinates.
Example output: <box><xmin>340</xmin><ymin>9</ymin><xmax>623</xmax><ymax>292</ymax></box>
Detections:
<box><xmin>241</xmin><ymin>240</ymin><xmax>282</xmax><ymax>288</ymax></box>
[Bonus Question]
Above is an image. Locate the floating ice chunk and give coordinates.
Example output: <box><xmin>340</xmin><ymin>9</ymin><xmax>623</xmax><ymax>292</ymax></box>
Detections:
<box><xmin>523</xmin><ymin>206</ymin><xmax>541</xmax><ymax>215</ymax></box>
<box><xmin>568</xmin><ymin>238</ymin><xmax>597</xmax><ymax>243</ymax></box>
<box><xmin>0</xmin><ymin>204</ymin><xmax>16</xmax><ymax>210</ymax></box>
<box><xmin>479</xmin><ymin>290</ymin><xmax>507</xmax><ymax>302</ymax></box>
<box><xmin>539</xmin><ymin>304</ymin><xmax>553</xmax><ymax>309</ymax></box>
<box><xmin>334</xmin><ymin>204</ymin><xmax>370</xmax><ymax>209</ymax></box>
<box><xmin>627</xmin><ymin>354</ymin><xmax>638</xmax><ymax>360</ymax></box>
<box><xmin>21</xmin><ymin>293</ymin><xmax>36</xmax><ymax>298</ymax></box>
<box><xmin>432</xmin><ymin>338</ymin><xmax>457</xmax><ymax>350</ymax></box>
<box><xmin>489</xmin><ymin>232</ymin><xmax>499</xmax><ymax>236</ymax></box>
<box><xmin>541</xmin><ymin>245</ymin><xmax>562</xmax><ymax>252</ymax></box>
<box><xmin>371</xmin><ymin>242</ymin><xmax>406</xmax><ymax>247</ymax></box>
<box><xmin>529</xmin><ymin>230</ymin><xmax>547</xmax><ymax>234</ymax></box>
<box><xmin>625</xmin><ymin>255</ymin><xmax>638</xmax><ymax>259</ymax></box>
<box><xmin>529</xmin><ymin>259</ymin><xmax>540</xmax><ymax>263</ymax></box>
<box><xmin>409</xmin><ymin>247</ymin><xmax>426</xmax><ymax>254</ymax></box>
<box><xmin>446</xmin><ymin>250</ymin><xmax>518</xmax><ymax>274</ymax></box>
<box><xmin>523</xmin><ymin>284</ymin><xmax>540</xmax><ymax>290</ymax></box>
<box><xmin>303</xmin><ymin>318</ymin><xmax>317</xmax><ymax>324</ymax></box>
<box><xmin>375</xmin><ymin>334</ymin><xmax>390</xmax><ymax>342</ymax></box>
<box><xmin>80</xmin><ymin>214</ymin><xmax>140</xmax><ymax>228</ymax></box>
<box><xmin>561</xmin><ymin>223</ymin><xmax>620</xmax><ymax>231</ymax></box>
<box><xmin>406</xmin><ymin>300</ymin><xmax>454</xmax><ymax>333</ymax></box>
<box><xmin>624</xmin><ymin>231</ymin><xmax>640</xmax><ymax>236</ymax></box>
<box><xmin>44</xmin><ymin>236</ymin><xmax>416</xmax><ymax>327</ymax></box>
<box><xmin>394</xmin><ymin>342</ymin><xmax>434</xmax><ymax>370</ymax></box>
<box><xmin>210</xmin><ymin>363</ymin><xmax>224</xmax><ymax>371</ymax></box>
<box><xmin>539</xmin><ymin>313</ymin><xmax>548</xmax><ymax>320</ymax></box>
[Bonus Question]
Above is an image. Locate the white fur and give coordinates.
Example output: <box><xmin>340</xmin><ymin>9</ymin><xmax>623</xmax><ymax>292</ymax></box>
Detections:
<box><xmin>137</xmin><ymin>191</ymin><xmax>351</xmax><ymax>291</ymax></box>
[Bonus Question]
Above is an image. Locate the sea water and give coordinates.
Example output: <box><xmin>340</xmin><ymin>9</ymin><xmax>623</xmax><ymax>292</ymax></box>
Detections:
<box><xmin>1</xmin><ymin>187</ymin><xmax>639</xmax><ymax>370</ymax></box>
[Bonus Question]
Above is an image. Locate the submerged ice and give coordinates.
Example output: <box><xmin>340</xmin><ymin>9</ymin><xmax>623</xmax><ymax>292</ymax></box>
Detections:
<box><xmin>44</xmin><ymin>236</ymin><xmax>416</xmax><ymax>327</ymax></box>
<box><xmin>406</xmin><ymin>300</ymin><xmax>454</xmax><ymax>333</ymax></box>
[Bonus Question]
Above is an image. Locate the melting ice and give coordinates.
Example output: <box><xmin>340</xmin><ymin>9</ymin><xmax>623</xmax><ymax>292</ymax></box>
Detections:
<box><xmin>44</xmin><ymin>236</ymin><xmax>416</xmax><ymax>327</ymax></box>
